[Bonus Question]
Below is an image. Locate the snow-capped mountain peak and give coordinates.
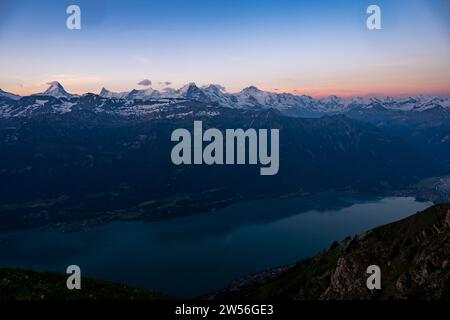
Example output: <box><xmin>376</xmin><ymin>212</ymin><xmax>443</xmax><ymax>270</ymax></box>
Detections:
<box><xmin>202</xmin><ymin>84</ymin><xmax>226</xmax><ymax>94</ymax></box>
<box><xmin>180</xmin><ymin>82</ymin><xmax>199</xmax><ymax>93</ymax></box>
<box><xmin>348</xmin><ymin>96</ymin><xmax>369</xmax><ymax>105</ymax></box>
<box><xmin>237</xmin><ymin>86</ymin><xmax>281</xmax><ymax>107</ymax></box>
<box><xmin>241</xmin><ymin>86</ymin><xmax>264</xmax><ymax>95</ymax></box>
<box><xmin>179</xmin><ymin>83</ymin><xmax>210</xmax><ymax>102</ymax></box>
<box><xmin>2</xmin><ymin>81</ymin><xmax>449</xmax><ymax>119</ymax></box>
<box><xmin>127</xmin><ymin>87</ymin><xmax>161</xmax><ymax>100</ymax></box>
<box><xmin>99</xmin><ymin>87</ymin><xmax>111</xmax><ymax>96</ymax></box>
<box><xmin>100</xmin><ymin>87</ymin><xmax>130</xmax><ymax>99</ymax></box>
<box><xmin>40</xmin><ymin>81</ymin><xmax>72</xmax><ymax>98</ymax></box>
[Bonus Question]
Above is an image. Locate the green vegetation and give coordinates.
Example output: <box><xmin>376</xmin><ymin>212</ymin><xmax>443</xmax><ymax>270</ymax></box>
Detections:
<box><xmin>0</xmin><ymin>268</ymin><xmax>169</xmax><ymax>300</ymax></box>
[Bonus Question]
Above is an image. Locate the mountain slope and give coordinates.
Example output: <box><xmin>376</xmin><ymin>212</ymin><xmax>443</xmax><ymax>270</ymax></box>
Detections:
<box><xmin>221</xmin><ymin>204</ymin><xmax>450</xmax><ymax>300</ymax></box>
<box><xmin>0</xmin><ymin>268</ymin><xmax>168</xmax><ymax>300</ymax></box>
<box><xmin>347</xmin><ymin>105</ymin><xmax>450</xmax><ymax>167</ymax></box>
<box><xmin>0</xmin><ymin>89</ymin><xmax>21</xmax><ymax>101</ymax></box>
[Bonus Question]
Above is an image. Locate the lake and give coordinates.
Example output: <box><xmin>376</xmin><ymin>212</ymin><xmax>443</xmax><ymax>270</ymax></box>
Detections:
<box><xmin>0</xmin><ymin>193</ymin><xmax>432</xmax><ymax>298</ymax></box>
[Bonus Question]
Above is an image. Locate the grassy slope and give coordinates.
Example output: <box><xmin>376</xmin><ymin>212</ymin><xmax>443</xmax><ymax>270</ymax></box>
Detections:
<box><xmin>0</xmin><ymin>268</ymin><xmax>169</xmax><ymax>300</ymax></box>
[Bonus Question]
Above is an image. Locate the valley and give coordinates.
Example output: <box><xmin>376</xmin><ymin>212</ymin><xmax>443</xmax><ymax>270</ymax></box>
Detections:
<box><xmin>0</xmin><ymin>82</ymin><xmax>449</xmax><ymax>299</ymax></box>
<box><xmin>1</xmin><ymin>0</ymin><xmax>449</xmax><ymax>304</ymax></box>
<box><xmin>1</xmin><ymin>82</ymin><xmax>449</xmax><ymax>232</ymax></box>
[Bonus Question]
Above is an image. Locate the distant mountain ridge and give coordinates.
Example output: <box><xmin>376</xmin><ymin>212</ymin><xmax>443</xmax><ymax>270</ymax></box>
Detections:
<box><xmin>2</xmin><ymin>83</ymin><xmax>448</xmax><ymax>168</ymax></box>
<box><xmin>2</xmin><ymin>82</ymin><xmax>449</xmax><ymax>119</ymax></box>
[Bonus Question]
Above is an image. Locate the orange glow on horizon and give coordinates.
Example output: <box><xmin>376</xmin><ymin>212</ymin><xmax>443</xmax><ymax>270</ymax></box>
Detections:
<box><xmin>3</xmin><ymin>82</ymin><xmax>450</xmax><ymax>99</ymax></box>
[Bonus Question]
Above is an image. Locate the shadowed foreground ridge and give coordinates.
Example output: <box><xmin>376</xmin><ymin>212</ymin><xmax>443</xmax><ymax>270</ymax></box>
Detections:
<box><xmin>211</xmin><ymin>204</ymin><xmax>450</xmax><ymax>300</ymax></box>
<box><xmin>0</xmin><ymin>268</ymin><xmax>169</xmax><ymax>300</ymax></box>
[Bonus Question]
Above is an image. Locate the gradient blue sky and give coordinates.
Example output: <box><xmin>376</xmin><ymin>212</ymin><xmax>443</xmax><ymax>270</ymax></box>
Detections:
<box><xmin>1</xmin><ymin>0</ymin><xmax>449</xmax><ymax>97</ymax></box>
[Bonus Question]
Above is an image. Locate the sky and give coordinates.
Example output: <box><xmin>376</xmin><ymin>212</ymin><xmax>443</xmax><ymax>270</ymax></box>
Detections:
<box><xmin>0</xmin><ymin>0</ymin><xmax>449</xmax><ymax>97</ymax></box>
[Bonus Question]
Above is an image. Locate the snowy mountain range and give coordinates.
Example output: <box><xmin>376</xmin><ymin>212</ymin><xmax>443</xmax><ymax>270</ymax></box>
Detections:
<box><xmin>1</xmin><ymin>81</ymin><xmax>449</xmax><ymax>118</ymax></box>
